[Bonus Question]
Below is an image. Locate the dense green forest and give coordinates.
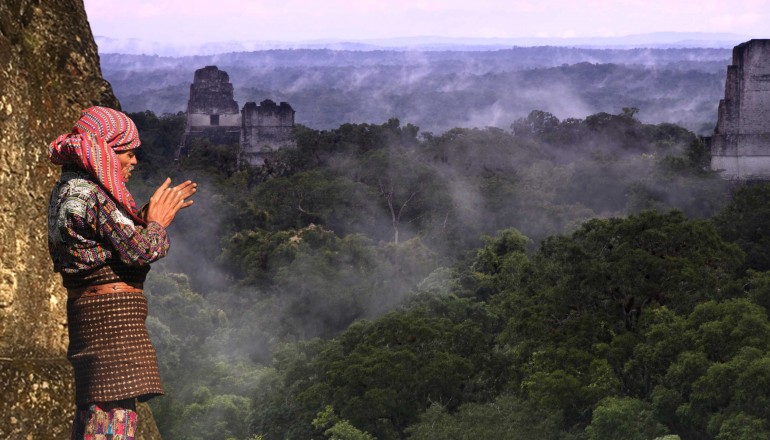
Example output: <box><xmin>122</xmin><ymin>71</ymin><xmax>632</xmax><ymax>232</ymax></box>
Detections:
<box><xmin>102</xmin><ymin>47</ymin><xmax>729</xmax><ymax>133</ymax></box>
<box><xmin>127</xmin><ymin>108</ymin><xmax>770</xmax><ymax>440</ymax></box>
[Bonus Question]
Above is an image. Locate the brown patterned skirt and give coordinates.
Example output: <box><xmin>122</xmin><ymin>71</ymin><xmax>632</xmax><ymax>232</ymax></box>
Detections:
<box><xmin>66</xmin><ymin>289</ymin><xmax>164</xmax><ymax>406</ymax></box>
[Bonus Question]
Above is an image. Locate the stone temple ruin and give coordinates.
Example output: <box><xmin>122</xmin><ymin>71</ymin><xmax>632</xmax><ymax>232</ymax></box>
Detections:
<box><xmin>709</xmin><ymin>39</ymin><xmax>770</xmax><ymax>180</ymax></box>
<box><xmin>179</xmin><ymin>66</ymin><xmax>295</xmax><ymax>165</ymax></box>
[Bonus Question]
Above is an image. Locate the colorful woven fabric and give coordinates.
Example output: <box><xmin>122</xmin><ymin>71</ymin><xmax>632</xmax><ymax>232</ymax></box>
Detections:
<box><xmin>48</xmin><ymin>169</ymin><xmax>167</xmax><ymax>406</ymax></box>
<box><xmin>49</xmin><ymin>106</ymin><xmax>144</xmax><ymax>225</ymax></box>
<box><xmin>47</xmin><ymin>168</ymin><xmax>169</xmax><ymax>275</ymax></box>
<box><xmin>71</xmin><ymin>399</ymin><xmax>138</xmax><ymax>440</ymax></box>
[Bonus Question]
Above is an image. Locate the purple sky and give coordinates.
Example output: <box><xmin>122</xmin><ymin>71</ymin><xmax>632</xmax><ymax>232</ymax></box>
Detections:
<box><xmin>84</xmin><ymin>0</ymin><xmax>769</xmax><ymax>44</ymax></box>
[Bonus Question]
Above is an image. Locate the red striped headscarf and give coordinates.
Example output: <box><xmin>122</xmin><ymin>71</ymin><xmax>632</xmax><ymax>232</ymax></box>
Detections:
<box><xmin>49</xmin><ymin>106</ymin><xmax>145</xmax><ymax>224</ymax></box>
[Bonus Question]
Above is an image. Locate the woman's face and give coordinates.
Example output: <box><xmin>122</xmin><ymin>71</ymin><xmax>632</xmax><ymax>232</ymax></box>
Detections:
<box><xmin>116</xmin><ymin>149</ymin><xmax>138</xmax><ymax>182</ymax></box>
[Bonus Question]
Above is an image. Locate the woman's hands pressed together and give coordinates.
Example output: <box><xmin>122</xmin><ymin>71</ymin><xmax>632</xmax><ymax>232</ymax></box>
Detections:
<box><xmin>146</xmin><ymin>178</ymin><xmax>197</xmax><ymax>228</ymax></box>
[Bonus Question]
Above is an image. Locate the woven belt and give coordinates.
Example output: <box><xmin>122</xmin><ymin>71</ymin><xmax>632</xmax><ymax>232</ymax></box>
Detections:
<box><xmin>67</xmin><ymin>282</ymin><xmax>143</xmax><ymax>299</ymax></box>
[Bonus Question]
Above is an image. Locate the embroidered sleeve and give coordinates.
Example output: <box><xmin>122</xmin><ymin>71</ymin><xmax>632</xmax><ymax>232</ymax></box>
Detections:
<box><xmin>92</xmin><ymin>190</ymin><xmax>170</xmax><ymax>266</ymax></box>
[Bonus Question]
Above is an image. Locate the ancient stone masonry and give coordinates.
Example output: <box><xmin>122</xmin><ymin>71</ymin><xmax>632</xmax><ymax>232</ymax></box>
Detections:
<box><xmin>241</xmin><ymin>99</ymin><xmax>296</xmax><ymax>165</ymax></box>
<box><xmin>179</xmin><ymin>66</ymin><xmax>241</xmax><ymax>155</ymax></box>
<box><xmin>709</xmin><ymin>39</ymin><xmax>770</xmax><ymax>180</ymax></box>
<box><xmin>179</xmin><ymin>66</ymin><xmax>296</xmax><ymax>165</ymax></box>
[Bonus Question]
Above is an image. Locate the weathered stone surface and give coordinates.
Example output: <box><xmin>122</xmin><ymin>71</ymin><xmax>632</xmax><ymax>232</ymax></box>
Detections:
<box><xmin>0</xmin><ymin>360</ymin><xmax>161</xmax><ymax>440</ymax></box>
<box><xmin>180</xmin><ymin>66</ymin><xmax>241</xmax><ymax>155</ymax></box>
<box><xmin>0</xmin><ymin>0</ymin><xmax>160</xmax><ymax>438</ymax></box>
<box><xmin>0</xmin><ymin>0</ymin><xmax>117</xmax><ymax>359</ymax></box>
<box><xmin>241</xmin><ymin>99</ymin><xmax>296</xmax><ymax>165</ymax></box>
<box><xmin>186</xmin><ymin>65</ymin><xmax>240</xmax><ymax>116</ymax></box>
<box><xmin>709</xmin><ymin>39</ymin><xmax>770</xmax><ymax>179</ymax></box>
<box><xmin>0</xmin><ymin>359</ymin><xmax>73</xmax><ymax>439</ymax></box>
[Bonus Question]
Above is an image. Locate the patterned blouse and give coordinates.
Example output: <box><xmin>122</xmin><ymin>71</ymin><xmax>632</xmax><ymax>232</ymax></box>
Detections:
<box><xmin>48</xmin><ymin>167</ymin><xmax>169</xmax><ymax>279</ymax></box>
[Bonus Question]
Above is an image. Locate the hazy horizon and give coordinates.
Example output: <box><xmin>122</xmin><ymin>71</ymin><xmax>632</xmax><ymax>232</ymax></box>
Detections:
<box><xmin>92</xmin><ymin>32</ymin><xmax>754</xmax><ymax>56</ymax></box>
<box><xmin>84</xmin><ymin>0</ymin><xmax>768</xmax><ymax>53</ymax></box>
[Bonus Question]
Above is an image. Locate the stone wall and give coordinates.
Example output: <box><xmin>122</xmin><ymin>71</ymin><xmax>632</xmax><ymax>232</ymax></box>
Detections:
<box><xmin>188</xmin><ymin>112</ymin><xmax>241</xmax><ymax>128</ymax></box>
<box><xmin>0</xmin><ymin>1</ymin><xmax>160</xmax><ymax>438</ymax></box>
<box><xmin>180</xmin><ymin>65</ymin><xmax>242</xmax><ymax>155</ymax></box>
<box><xmin>240</xmin><ymin>99</ymin><xmax>296</xmax><ymax>165</ymax></box>
<box><xmin>186</xmin><ymin>65</ymin><xmax>240</xmax><ymax>125</ymax></box>
<box><xmin>709</xmin><ymin>39</ymin><xmax>770</xmax><ymax>180</ymax></box>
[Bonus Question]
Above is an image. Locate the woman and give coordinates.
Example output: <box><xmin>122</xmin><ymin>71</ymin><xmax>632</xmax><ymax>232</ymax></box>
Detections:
<box><xmin>47</xmin><ymin>106</ymin><xmax>196</xmax><ymax>439</ymax></box>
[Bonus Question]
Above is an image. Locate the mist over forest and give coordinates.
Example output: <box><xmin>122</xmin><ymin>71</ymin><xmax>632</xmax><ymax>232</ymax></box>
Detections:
<box><xmin>113</xmin><ymin>44</ymin><xmax>770</xmax><ymax>440</ymax></box>
<box><xmin>102</xmin><ymin>46</ymin><xmax>730</xmax><ymax>134</ymax></box>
